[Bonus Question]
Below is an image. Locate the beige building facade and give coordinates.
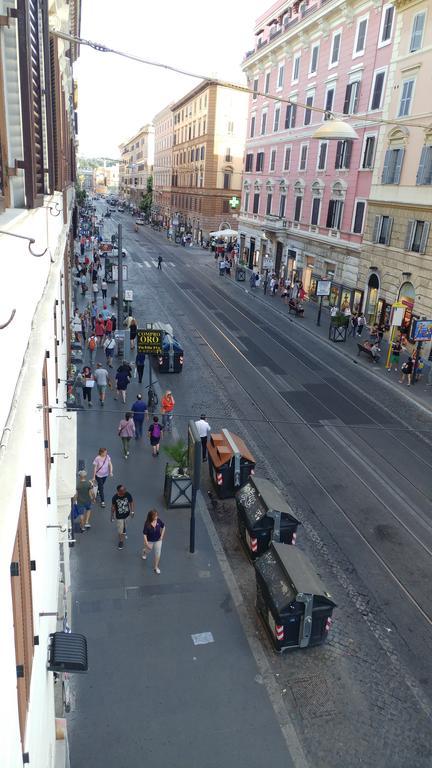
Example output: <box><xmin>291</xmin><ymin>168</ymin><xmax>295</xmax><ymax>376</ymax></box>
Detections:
<box><xmin>171</xmin><ymin>81</ymin><xmax>247</xmax><ymax>241</ymax></box>
<box><xmin>153</xmin><ymin>105</ymin><xmax>174</xmax><ymax>224</ymax></box>
<box><xmin>119</xmin><ymin>124</ymin><xmax>154</xmax><ymax>204</ymax></box>
<box><xmin>360</xmin><ymin>0</ymin><xmax>432</xmax><ymax>332</ymax></box>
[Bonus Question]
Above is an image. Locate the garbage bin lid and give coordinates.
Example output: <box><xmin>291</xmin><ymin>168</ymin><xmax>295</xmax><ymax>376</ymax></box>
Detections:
<box><xmin>255</xmin><ymin>542</ymin><xmax>336</xmax><ymax>612</ymax></box>
<box><xmin>236</xmin><ymin>477</ymin><xmax>299</xmax><ymax>528</ymax></box>
<box><xmin>208</xmin><ymin>431</ymin><xmax>255</xmax><ymax>469</ymax></box>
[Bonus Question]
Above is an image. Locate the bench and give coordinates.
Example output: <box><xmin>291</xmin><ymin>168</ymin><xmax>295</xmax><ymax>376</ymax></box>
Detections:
<box><xmin>288</xmin><ymin>300</ymin><xmax>304</xmax><ymax>317</ymax></box>
<box><xmin>357</xmin><ymin>343</ymin><xmax>379</xmax><ymax>363</ymax></box>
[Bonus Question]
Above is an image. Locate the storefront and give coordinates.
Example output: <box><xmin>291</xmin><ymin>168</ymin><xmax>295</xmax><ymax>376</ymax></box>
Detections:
<box><xmin>398</xmin><ymin>281</ymin><xmax>416</xmax><ymax>337</ymax></box>
<box><xmin>308</xmin><ymin>274</ymin><xmax>363</xmax><ymax>311</ymax></box>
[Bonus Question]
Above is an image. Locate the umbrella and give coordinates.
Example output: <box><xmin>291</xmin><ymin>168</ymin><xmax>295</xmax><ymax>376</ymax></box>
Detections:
<box><xmin>209</xmin><ymin>228</ymin><xmax>238</xmax><ymax>238</ymax></box>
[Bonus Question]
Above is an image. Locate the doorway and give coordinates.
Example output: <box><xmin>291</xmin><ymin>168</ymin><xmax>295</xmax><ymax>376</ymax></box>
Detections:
<box><xmin>275</xmin><ymin>241</ymin><xmax>283</xmax><ymax>276</ymax></box>
<box><xmin>249</xmin><ymin>238</ymin><xmax>255</xmax><ymax>269</ymax></box>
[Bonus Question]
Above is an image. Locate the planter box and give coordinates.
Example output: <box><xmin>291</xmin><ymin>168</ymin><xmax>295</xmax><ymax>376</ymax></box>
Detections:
<box><xmin>164</xmin><ymin>464</ymin><xmax>192</xmax><ymax>508</ymax></box>
<box><xmin>329</xmin><ymin>322</ymin><xmax>348</xmax><ymax>343</ymax></box>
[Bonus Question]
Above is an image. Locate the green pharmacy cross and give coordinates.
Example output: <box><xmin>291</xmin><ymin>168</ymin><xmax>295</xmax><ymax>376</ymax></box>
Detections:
<box><xmin>229</xmin><ymin>195</ymin><xmax>240</xmax><ymax>209</ymax></box>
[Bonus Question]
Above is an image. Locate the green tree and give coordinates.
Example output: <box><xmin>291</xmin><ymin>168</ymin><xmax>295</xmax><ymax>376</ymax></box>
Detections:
<box><xmin>139</xmin><ymin>175</ymin><xmax>153</xmax><ymax>215</ymax></box>
<box><xmin>75</xmin><ymin>186</ymin><xmax>87</xmax><ymax>207</ymax></box>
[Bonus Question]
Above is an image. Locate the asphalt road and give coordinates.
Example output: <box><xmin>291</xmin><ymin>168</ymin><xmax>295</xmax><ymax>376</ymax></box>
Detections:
<box><xmin>99</xmin><ymin>206</ymin><xmax>432</xmax><ymax>767</ymax></box>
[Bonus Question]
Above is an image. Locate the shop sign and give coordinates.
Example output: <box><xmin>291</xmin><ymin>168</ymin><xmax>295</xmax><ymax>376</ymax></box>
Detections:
<box><xmin>262</xmin><ymin>256</ymin><xmax>273</xmax><ymax>269</ymax></box>
<box><xmin>136</xmin><ymin>329</ymin><xmax>163</xmax><ymax>354</ymax></box>
<box><xmin>391</xmin><ymin>306</ymin><xmax>405</xmax><ymax>327</ymax></box>
<box><xmin>411</xmin><ymin>320</ymin><xmax>432</xmax><ymax>341</ymax></box>
<box><xmin>316</xmin><ymin>280</ymin><xmax>332</xmax><ymax>297</ymax></box>
<box><xmin>124</xmin><ymin>289</ymin><xmax>133</xmax><ymax>302</ymax></box>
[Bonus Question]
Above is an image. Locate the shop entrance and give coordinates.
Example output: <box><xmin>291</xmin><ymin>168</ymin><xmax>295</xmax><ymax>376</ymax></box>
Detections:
<box><xmin>275</xmin><ymin>241</ymin><xmax>283</xmax><ymax>276</ymax></box>
<box><xmin>398</xmin><ymin>281</ymin><xmax>415</xmax><ymax>337</ymax></box>
<box><xmin>249</xmin><ymin>238</ymin><xmax>255</xmax><ymax>269</ymax></box>
<box><xmin>365</xmin><ymin>273</ymin><xmax>380</xmax><ymax>324</ymax></box>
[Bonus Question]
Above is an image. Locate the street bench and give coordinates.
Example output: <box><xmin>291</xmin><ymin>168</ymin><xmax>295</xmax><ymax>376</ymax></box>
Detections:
<box><xmin>357</xmin><ymin>342</ymin><xmax>379</xmax><ymax>363</ymax></box>
<box><xmin>288</xmin><ymin>300</ymin><xmax>304</xmax><ymax>317</ymax></box>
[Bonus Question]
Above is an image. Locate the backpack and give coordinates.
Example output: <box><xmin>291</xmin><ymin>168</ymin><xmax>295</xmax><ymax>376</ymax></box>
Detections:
<box><xmin>151</xmin><ymin>423</ymin><xmax>161</xmax><ymax>439</ymax></box>
<box><xmin>89</xmin><ymin>337</ymin><xmax>96</xmax><ymax>351</ymax></box>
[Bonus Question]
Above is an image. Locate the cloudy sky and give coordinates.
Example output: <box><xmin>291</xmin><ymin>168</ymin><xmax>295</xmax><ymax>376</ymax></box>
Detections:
<box><xmin>74</xmin><ymin>0</ymin><xmax>266</xmax><ymax>158</ymax></box>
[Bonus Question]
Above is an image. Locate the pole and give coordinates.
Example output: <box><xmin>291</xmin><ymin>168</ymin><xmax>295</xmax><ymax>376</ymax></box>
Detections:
<box><xmin>148</xmin><ymin>352</ymin><xmax>153</xmax><ymax>411</ymax></box>
<box><xmin>385</xmin><ymin>325</ymin><xmax>396</xmax><ymax>370</ymax></box>
<box><xmin>189</xmin><ymin>487</ymin><xmax>197</xmax><ymax>554</ymax></box>
<box><xmin>117</xmin><ymin>223</ymin><xmax>123</xmax><ymax>331</ymax></box>
<box><xmin>412</xmin><ymin>340</ymin><xmax>422</xmax><ymax>385</ymax></box>
<box><xmin>317</xmin><ymin>295</ymin><xmax>323</xmax><ymax>326</ymax></box>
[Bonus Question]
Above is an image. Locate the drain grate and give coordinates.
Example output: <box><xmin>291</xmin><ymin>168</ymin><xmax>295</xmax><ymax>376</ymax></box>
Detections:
<box><xmin>289</xmin><ymin>675</ymin><xmax>337</xmax><ymax>719</ymax></box>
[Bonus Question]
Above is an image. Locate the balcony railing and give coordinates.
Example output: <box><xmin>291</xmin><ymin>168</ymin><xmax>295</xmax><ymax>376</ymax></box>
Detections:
<box><xmin>244</xmin><ymin>0</ymin><xmax>331</xmax><ymax>61</ymax></box>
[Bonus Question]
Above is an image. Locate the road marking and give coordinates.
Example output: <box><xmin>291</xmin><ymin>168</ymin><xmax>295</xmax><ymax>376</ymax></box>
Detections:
<box><xmin>151</xmin><ymin>260</ymin><xmax>158</xmax><ymax>267</ymax></box>
<box><xmin>169</xmin><ymin>261</ymin><xmax>175</xmax><ymax>267</ymax></box>
<box><xmin>144</xmin><ymin>261</ymin><xmax>151</xmax><ymax>268</ymax></box>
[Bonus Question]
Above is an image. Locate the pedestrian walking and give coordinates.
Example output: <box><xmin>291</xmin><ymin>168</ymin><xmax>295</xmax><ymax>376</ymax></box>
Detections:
<box><xmin>356</xmin><ymin>313</ymin><xmax>366</xmax><ymax>337</ymax></box>
<box><xmin>111</xmin><ymin>484</ymin><xmax>134</xmax><ymax>550</ymax></box>
<box><xmin>148</xmin><ymin>415</ymin><xmax>163</xmax><ymax>457</ymax></box>
<box><xmin>399</xmin><ymin>357</ymin><xmax>414</xmax><ymax>385</ymax></box>
<box><xmin>87</xmin><ymin>333</ymin><xmax>97</xmax><ymax>365</ymax></box>
<box><xmin>348</xmin><ymin>314</ymin><xmax>358</xmax><ymax>337</ymax></box>
<box><xmin>72</xmin><ymin>274</ymin><xmax>80</xmax><ymax>308</ymax></box>
<box><xmin>74</xmin><ymin>470</ymin><xmax>96</xmax><ymax>531</ymax></box>
<box><xmin>263</xmin><ymin>271</ymin><xmax>269</xmax><ymax>295</ymax></box>
<box><xmin>92</xmin><ymin>281</ymin><xmax>99</xmax><ymax>301</ymax></box>
<box><xmin>104</xmin><ymin>335</ymin><xmax>116</xmax><ymax>367</ymax></box>
<box><xmin>118</xmin><ymin>412</ymin><xmax>135</xmax><ymax>458</ymax></box>
<box><xmin>387</xmin><ymin>338</ymin><xmax>402</xmax><ymax>371</ymax></box>
<box><xmin>93</xmin><ymin>362</ymin><xmax>110</xmax><ymax>406</ymax></box>
<box><xmin>142</xmin><ymin>509</ymin><xmax>165</xmax><ymax>574</ymax></box>
<box><xmin>249</xmin><ymin>271</ymin><xmax>256</xmax><ymax>289</ymax></box>
<box><xmin>95</xmin><ymin>314</ymin><xmax>105</xmax><ymax>346</ymax></box>
<box><xmin>131</xmin><ymin>393</ymin><xmax>148</xmax><ymax>439</ymax></box>
<box><xmin>161</xmin><ymin>390</ymin><xmax>175</xmax><ymax>432</ymax></box>
<box><xmin>157</xmin><ymin>254</ymin><xmax>163</xmax><ymax>270</ymax></box>
<box><xmin>82</xmin><ymin>365</ymin><xmax>94</xmax><ymax>407</ymax></box>
<box><xmin>105</xmin><ymin>316</ymin><xmax>113</xmax><ymax>339</ymax></box>
<box><xmin>129</xmin><ymin>318</ymin><xmax>138</xmax><ymax>350</ymax></box>
<box><xmin>195</xmin><ymin>414</ymin><xmax>211</xmax><ymax>461</ymax></box>
<box><xmin>270</xmin><ymin>276</ymin><xmax>278</xmax><ymax>296</ymax></box>
<box><xmin>92</xmin><ymin>448</ymin><xmax>113</xmax><ymax>508</ymax></box>
<box><xmin>101</xmin><ymin>278</ymin><xmax>108</xmax><ymax>299</ymax></box>
<box><xmin>135</xmin><ymin>350</ymin><xmax>146</xmax><ymax>383</ymax></box>
<box><xmin>74</xmin><ymin>370</ymin><xmax>84</xmax><ymax>408</ymax></box>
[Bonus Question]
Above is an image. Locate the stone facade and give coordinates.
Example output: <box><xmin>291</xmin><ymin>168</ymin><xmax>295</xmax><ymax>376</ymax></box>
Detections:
<box><xmin>119</xmin><ymin>125</ymin><xmax>154</xmax><ymax>204</ymax></box>
<box><xmin>153</xmin><ymin>104</ymin><xmax>174</xmax><ymax>224</ymax></box>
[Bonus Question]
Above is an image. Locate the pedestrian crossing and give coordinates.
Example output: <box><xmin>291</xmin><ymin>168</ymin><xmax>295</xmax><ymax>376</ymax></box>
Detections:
<box><xmin>142</xmin><ymin>260</ymin><xmax>178</xmax><ymax>269</ymax></box>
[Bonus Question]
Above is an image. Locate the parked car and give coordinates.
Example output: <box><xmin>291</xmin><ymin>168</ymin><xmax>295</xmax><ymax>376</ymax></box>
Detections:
<box><xmin>135</xmin><ymin>218</ymin><xmax>145</xmax><ymax>225</ymax></box>
<box><xmin>118</xmin><ymin>206</ymin><xmax>125</xmax><ymax>213</ymax></box>
<box><xmin>111</xmin><ymin>246</ymin><xmax>128</xmax><ymax>258</ymax></box>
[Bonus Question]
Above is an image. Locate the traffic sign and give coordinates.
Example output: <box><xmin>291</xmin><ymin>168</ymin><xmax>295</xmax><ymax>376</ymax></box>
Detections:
<box><xmin>137</xmin><ymin>329</ymin><xmax>163</xmax><ymax>354</ymax></box>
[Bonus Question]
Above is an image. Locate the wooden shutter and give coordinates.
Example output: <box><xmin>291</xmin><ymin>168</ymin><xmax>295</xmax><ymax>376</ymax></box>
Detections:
<box><xmin>49</xmin><ymin>36</ymin><xmax>60</xmax><ymax>190</ymax></box>
<box><xmin>416</xmin><ymin>146</ymin><xmax>428</xmax><ymax>185</ymax></box>
<box><xmin>372</xmin><ymin>215</ymin><xmax>381</xmax><ymax>243</ymax></box>
<box><xmin>404</xmin><ymin>220</ymin><xmax>416</xmax><ymax>250</ymax></box>
<box><xmin>343</xmin><ymin>85</ymin><xmax>351</xmax><ymax>114</ymax></box>
<box><xmin>419</xmin><ymin>221</ymin><xmax>430</xmax><ymax>254</ymax></box>
<box><xmin>17</xmin><ymin>0</ymin><xmax>45</xmax><ymax>207</ymax></box>
<box><xmin>335</xmin><ymin>141</ymin><xmax>342</xmax><ymax>169</ymax></box>
<box><xmin>352</xmin><ymin>81</ymin><xmax>361</xmax><ymax>113</ymax></box>
<box><xmin>326</xmin><ymin>199</ymin><xmax>335</xmax><ymax>228</ymax></box>
<box><xmin>41</xmin><ymin>0</ymin><xmax>55</xmax><ymax>193</ymax></box>
<box><xmin>345</xmin><ymin>140</ymin><xmax>353</xmax><ymax>169</ymax></box>
<box><xmin>393</xmin><ymin>149</ymin><xmax>405</xmax><ymax>184</ymax></box>
<box><xmin>381</xmin><ymin>149</ymin><xmax>391</xmax><ymax>183</ymax></box>
<box><xmin>385</xmin><ymin>217</ymin><xmax>393</xmax><ymax>245</ymax></box>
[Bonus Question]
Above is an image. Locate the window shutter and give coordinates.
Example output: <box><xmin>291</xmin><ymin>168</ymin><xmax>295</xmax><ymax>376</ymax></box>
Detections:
<box><xmin>17</xmin><ymin>0</ymin><xmax>46</xmax><ymax>207</ymax></box>
<box><xmin>335</xmin><ymin>141</ymin><xmax>342</xmax><ymax>169</ymax></box>
<box><xmin>345</xmin><ymin>140</ymin><xmax>353</xmax><ymax>169</ymax></box>
<box><xmin>419</xmin><ymin>221</ymin><xmax>430</xmax><ymax>254</ymax></box>
<box><xmin>393</xmin><ymin>149</ymin><xmax>405</xmax><ymax>184</ymax></box>
<box><xmin>381</xmin><ymin>149</ymin><xmax>391</xmax><ymax>183</ymax></box>
<box><xmin>326</xmin><ymin>199</ymin><xmax>335</xmax><ymax>228</ymax></box>
<box><xmin>404</xmin><ymin>220</ymin><xmax>415</xmax><ymax>250</ymax></box>
<box><xmin>372</xmin><ymin>215</ymin><xmax>381</xmax><ymax>243</ymax></box>
<box><xmin>292</xmin><ymin>104</ymin><xmax>297</xmax><ymax>128</ymax></box>
<box><xmin>416</xmin><ymin>146</ymin><xmax>428</xmax><ymax>185</ymax></box>
<box><xmin>41</xmin><ymin>0</ymin><xmax>54</xmax><ymax>193</ymax></box>
<box><xmin>352</xmin><ymin>81</ymin><xmax>361</xmax><ymax>113</ymax></box>
<box><xmin>385</xmin><ymin>217</ymin><xmax>394</xmax><ymax>245</ymax></box>
<box><xmin>343</xmin><ymin>85</ymin><xmax>351</xmax><ymax>114</ymax></box>
<box><xmin>49</xmin><ymin>37</ymin><xmax>60</xmax><ymax>189</ymax></box>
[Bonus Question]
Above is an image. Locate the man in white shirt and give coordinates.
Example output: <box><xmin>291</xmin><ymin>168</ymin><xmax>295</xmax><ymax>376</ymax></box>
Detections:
<box><xmin>195</xmin><ymin>414</ymin><xmax>211</xmax><ymax>462</ymax></box>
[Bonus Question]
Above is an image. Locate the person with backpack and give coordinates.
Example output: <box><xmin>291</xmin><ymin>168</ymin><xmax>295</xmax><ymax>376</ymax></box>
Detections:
<box><xmin>104</xmin><ymin>335</ymin><xmax>115</xmax><ymax>367</ymax></box>
<box><xmin>87</xmin><ymin>333</ymin><xmax>97</xmax><ymax>365</ymax></box>
<box><xmin>148</xmin><ymin>416</ymin><xmax>163</xmax><ymax>457</ymax></box>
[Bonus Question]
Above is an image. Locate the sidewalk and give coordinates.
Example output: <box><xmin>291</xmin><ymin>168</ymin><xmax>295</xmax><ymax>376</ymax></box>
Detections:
<box><xmin>67</xmin><ymin>332</ymin><xmax>294</xmax><ymax>766</ymax></box>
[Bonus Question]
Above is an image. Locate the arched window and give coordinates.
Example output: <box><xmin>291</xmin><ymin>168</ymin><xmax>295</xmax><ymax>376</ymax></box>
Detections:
<box><xmin>311</xmin><ymin>179</ymin><xmax>324</xmax><ymax>198</ymax></box>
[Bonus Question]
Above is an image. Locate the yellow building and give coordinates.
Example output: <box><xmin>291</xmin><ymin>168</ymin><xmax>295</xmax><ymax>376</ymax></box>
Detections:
<box><xmin>119</xmin><ymin>125</ymin><xmax>154</xmax><ymax>204</ymax></box>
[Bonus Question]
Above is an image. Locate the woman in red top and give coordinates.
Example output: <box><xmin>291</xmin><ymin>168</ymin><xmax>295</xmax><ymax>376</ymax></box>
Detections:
<box><xmin>105</xmin><ymin>316</ymin><xmax>113</xmax><ymax>338</ymax></box>
<box><xmin>95</xmin><ymin>314</ymin><xmax>105</xmax><ymax>346</ymax></box>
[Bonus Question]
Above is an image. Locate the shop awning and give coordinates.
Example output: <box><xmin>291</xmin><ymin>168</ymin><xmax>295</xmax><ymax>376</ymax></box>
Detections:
<box><xmin>209</xmin><ymin>229</ymin><xmax>238</xmax><ymax>238</ymax></box>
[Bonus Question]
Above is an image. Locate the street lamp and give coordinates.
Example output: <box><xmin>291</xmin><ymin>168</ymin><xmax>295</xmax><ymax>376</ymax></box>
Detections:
<box><xmin>312</xmin><ymin>115</ymin><xmax>359</xmax><ymax>141</ymax></box>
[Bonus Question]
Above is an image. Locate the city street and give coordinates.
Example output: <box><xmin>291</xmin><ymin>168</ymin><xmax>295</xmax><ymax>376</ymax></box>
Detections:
<box><xmin>69</xmin><ymin>204</ymin><xmax>432</xmax><ymax>768</ymax></box>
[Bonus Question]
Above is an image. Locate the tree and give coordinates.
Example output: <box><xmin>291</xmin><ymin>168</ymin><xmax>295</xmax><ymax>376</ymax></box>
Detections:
<box><xmin>139</xmin><ymin>175</ymin><xmax>153</xmax><ymax>216</ymax></box>
<box><xmin>75</xmin><ymin>185</ymin><xmax>87</xmax><ymax>207</ymax></box>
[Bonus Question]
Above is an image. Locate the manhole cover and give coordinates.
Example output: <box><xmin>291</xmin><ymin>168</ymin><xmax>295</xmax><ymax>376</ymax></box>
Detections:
<box><xmin>289</xmin><ymin>675</ymin><xmax>337</xmax><ymax>719</ymax></box>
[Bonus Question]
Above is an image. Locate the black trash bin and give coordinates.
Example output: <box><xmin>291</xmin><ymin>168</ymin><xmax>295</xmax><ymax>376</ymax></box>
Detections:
<box><xmin>236</xmin><ymin>476</ymin><xmax>300</xmax><ymax>560</ymax></box>
<box><xmin>255</xmin><ymin>542</ymin><xmax>336</xmax><ymax>652</ymax></box>
<box><xmin>207</xmin><ymin>429</ymin><xmax>256</xmax><ymax>499</ymax></box>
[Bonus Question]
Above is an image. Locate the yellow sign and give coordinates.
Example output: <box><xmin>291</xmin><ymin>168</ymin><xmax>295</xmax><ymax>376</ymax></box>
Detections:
<box><xmin>137</xmin><ymin>329</ymin><xmax>163</xmax><ymax>354</ymax></box>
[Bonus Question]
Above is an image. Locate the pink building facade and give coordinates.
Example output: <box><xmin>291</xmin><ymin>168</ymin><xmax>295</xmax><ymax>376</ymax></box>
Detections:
<box><xmin>240</xmin><ymin>0</ymin><xmax>396</xmax><ymax>310</ymax></box>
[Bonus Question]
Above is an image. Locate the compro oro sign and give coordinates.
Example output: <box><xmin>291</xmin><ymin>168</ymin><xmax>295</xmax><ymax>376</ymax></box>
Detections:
<box><xmin>316</xmin><ymin>280</ymin><xmax>332</xmax><ymax>297</ymax></box>
<box><xmin>137</xmin><ymin>329</ymin><xmax>163</xmax><ymax>354</ymax></box>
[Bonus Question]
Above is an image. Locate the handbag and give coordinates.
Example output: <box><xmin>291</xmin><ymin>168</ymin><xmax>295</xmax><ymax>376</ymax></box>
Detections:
<box><xmin>85</xmin><ymin>379</ymin><xmax>95</xmax><ymax>388</ymax></box>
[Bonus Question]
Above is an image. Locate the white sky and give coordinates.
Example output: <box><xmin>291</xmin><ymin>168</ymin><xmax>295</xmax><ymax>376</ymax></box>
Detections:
<box><xmin>74</xmin><ymin>0</ymin><xmax>265</xmax><ymax>158</ymax></box>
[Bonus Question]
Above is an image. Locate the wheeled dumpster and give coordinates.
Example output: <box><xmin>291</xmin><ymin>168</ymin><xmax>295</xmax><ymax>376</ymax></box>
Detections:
<box><xmin>255</xmin><ymin>542</ymin><xmax>336</xmax><ymax>652</ymax></box>
<box><xmin>236</xmin><ymin>476</ymin><xmax>300</xmax><ymax>560</ymax></box>
<box><xmin>207</xmin><ymin>429</ymin><xmax>256</xmax><ymax>499</ymax></box>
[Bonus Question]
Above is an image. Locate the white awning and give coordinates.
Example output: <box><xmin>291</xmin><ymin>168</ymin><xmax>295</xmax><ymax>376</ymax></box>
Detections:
<box><xmin>209</xmin><ymin>229</ymin><xmax>238</xmax><ymax>238</ymax></box>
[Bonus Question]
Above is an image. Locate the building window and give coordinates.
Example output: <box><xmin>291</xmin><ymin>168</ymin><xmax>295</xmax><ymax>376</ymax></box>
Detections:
<box><xmin>266</xmin><ymin>193</ymin><xmax>273</xmax><ymax>215</ymax></box>
<box><xmin>256</xmin><ymin>152</ymin><xmax>264</xmax><ymax>172</ymax></box>
<box><xmin>225</xmin><ymin>148</ymin><xmax>232</xmax><ymax>162</ymax></box>
<box><xmin>227</xmin><ymin>121</ymin><xmax>234</xmax><ymax>134</ymax></box>
<box><xmin>372</xmin><ymin>215</ymin><xmax>392</xmax><ymax>244</ymax></box>
<box><xmin>352</xmin><ymin>200</ymin><xmax>366</xmax><ymax>233</ymax></box>
<box><xmin>261</xmin><ymin>111</ymin><xmax>267</xmax><ymax>135</ymax></box>
<box><xmin>362</xmin><ymin>136</ymin><xmax>376</xmax><ymax>169</ymax></box>
<box><xmin>410</xmin><ymin>11</ymin><xmax>426</xmax><ymax>52</ymax></box>
<box><xmin>292</xmin><ymin>53</ymin><xmax>301</xmax><ymax>83</ymax></box>
<box><xmin>311</xmin><ymin>196</ymin><xmax>321</xmax><ymax>226</ymax></box>
<box><xmin>299</xmin><ymin>143</ymin><xmax>308</xmax><ymax>171</ymax></box>
<box><xmin>370</xmin><ymin>70</ymin><xmax>386</xmax><ymax>110</ymax></box>
<box><xmin>253</xmin><ymin>192</ymin><xmax>260</xmax><ymax>213</ymax></box>
<box><xmin>294</xmin><ymin>195</ymin><xmax>302</xmax><ymax>222</ymax></box>
<box><xmin>245</xmin><ymin>153</ymin><xmax>254</xmax><ymax>172</ymax></box>
<box><xmin>404</xmin><ymin>219</ymin><xmax>430</xmax><ymax>253</ymax></box>
<box><xmin>398</xmin><ymin>79</ymin><xmax>415</xmax><ymax>117</ymax></box>
<box><xmin>279</xmin><ymin>193</ymin><xmax>286</xmax><ymax>218</ymax></box>
<box><xmin>201</xmin><ymin>146</ymin><xmax>205</xmax><ymax>160</ymax></box>
<box><xmin>416</xmin><ymin>145</ymin><xmax>432</xmax><ymax>185</ymax></box>
<box><xmin>223</xmin><ymin>173</ymin><xmax>231</xmax><ymax>190</ymax></box>
<box><xmin>252</xmin><ymin>78</ymin><xmax>259</xmax><ymax>100</ymax></box>
<box><xmin>264</xmin><ymin>72</ymin><xmax>271</xmax><ymax>94</ymax></box>
<box><xmin>379</xmin><ymin>4</ymin><xmax>394</xmax><ymax>45</ymax></box>
<box><xmin>326</xmin><ymin>199</ymin><xmax>344</xmax><ymax>229</ymax></box>
<box><xmin>285</xmin><ymin>102</ymin><xmax>297</xmax><ymax>129</ymax></box>
<box><xmin>244</xmin><ymin>190</ymin><xmax>250</xmax><ymax>212</ymax></box>
<box><xmin>284</xmin><ymin>146</ymin><xmax>291</xmax><ymax>171</ymax></box>
<box><xmin>330</xmin><ymin>32</ymin><xmax>341</xmax><ymax>66</ymax></box>
<box><xmin>250</xmin><ymin>115</ymin><xmax>256</xmax><ymax>138</ymax></box>
<box><xmin>317</xmin><ymin>141</ymin><xmax>328</xmax><ymax>170</ymax></box>
<box><xmin>335</xmin><ymin>140</ymin><xmax>352</xmax><ymax>170</ymax></box>
<box><xmin>270</xmin><ymin>149</ymin><xmax>277</xmax><ymax>171</ymax></box>
<box><xmin>382</xmin><ymin>147</ymin><xmax>405</xmax><ymax>184</ymax></box>
<box><xmin>277</xmin><ymin>63</ymin><xmax>285</xmax><ymax>89</ymax></box>
<box><xmin>273</xmin><ymin>106</ymin><xmax>280</xmax><ymax>132</ymax></box>
<box><xmin>304</xmin><ymin>95</ymin><xmax>314</xmax><ymax>126</ymax></box>
<box><xmin>324</xmin><ymin>86</ymin><xmax>335</xmax><ymax>119</ymax></box>
<box><xmin>343</xmin><ymin>80</ymin><xmax>361</xmax><ymax>114</ymax></box>
<box><xmin>309</xmin><ymin>44</ymin><xmax>319</xmax><ymax>75</ymax></box>
<box><xmin>354</xmin><ymin>17</ymin><xmax>368</xmax><ymax>57</ymax></box>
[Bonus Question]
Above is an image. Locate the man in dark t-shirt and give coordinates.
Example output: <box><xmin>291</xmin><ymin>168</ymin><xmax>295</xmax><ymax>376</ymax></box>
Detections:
<box><xmin>111</xmin><ymin>484</ymin><xmax>134</xmax><ymax>549</ymax></box>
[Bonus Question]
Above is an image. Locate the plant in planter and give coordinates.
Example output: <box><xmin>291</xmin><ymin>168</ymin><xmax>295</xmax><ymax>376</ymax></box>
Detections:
<box><xmin>330</xmin><ymin>312</ymin><xmax>350</xmax><ymax>327</ymax></box>
<box><xmin>163</xmin><ymin>440</ymin><xmax>192</xmax><ymax>508</ymax></box>
<box><xmin>163</xmin><ymin>440</ymin><xmax>188</xmax><ymax>476</ymax></box>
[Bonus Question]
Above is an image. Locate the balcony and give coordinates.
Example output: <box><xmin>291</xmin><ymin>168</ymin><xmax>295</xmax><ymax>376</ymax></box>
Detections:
<box><xmin>244</xmin><ymin>0</ymin><xmax>330</xmax><ymax>61</ymax></box>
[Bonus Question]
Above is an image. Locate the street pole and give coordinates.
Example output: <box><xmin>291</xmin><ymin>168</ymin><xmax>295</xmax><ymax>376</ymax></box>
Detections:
<box><xmin>317</xmin><ymin>295</ymin><xmax>323</xmax><ymax>326</ymax></box>
<box><xmin>117</xmin><ymin>223</ymin><xmax>123</xmax><ymax>331</ymax></box>
<box><xmin>385</xmin><ymin>325</ymin><xmax>396</xmax><ymax>370</ymax></box>
<box><xmin>412</xmin><ymin>340</ymin><xmax>422</xmax><ymax>385</ymax></box>
<box><xmin>189</xmin><ymin>488</ymin><xmax>197</xmax><ymax>554</ymax></box>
